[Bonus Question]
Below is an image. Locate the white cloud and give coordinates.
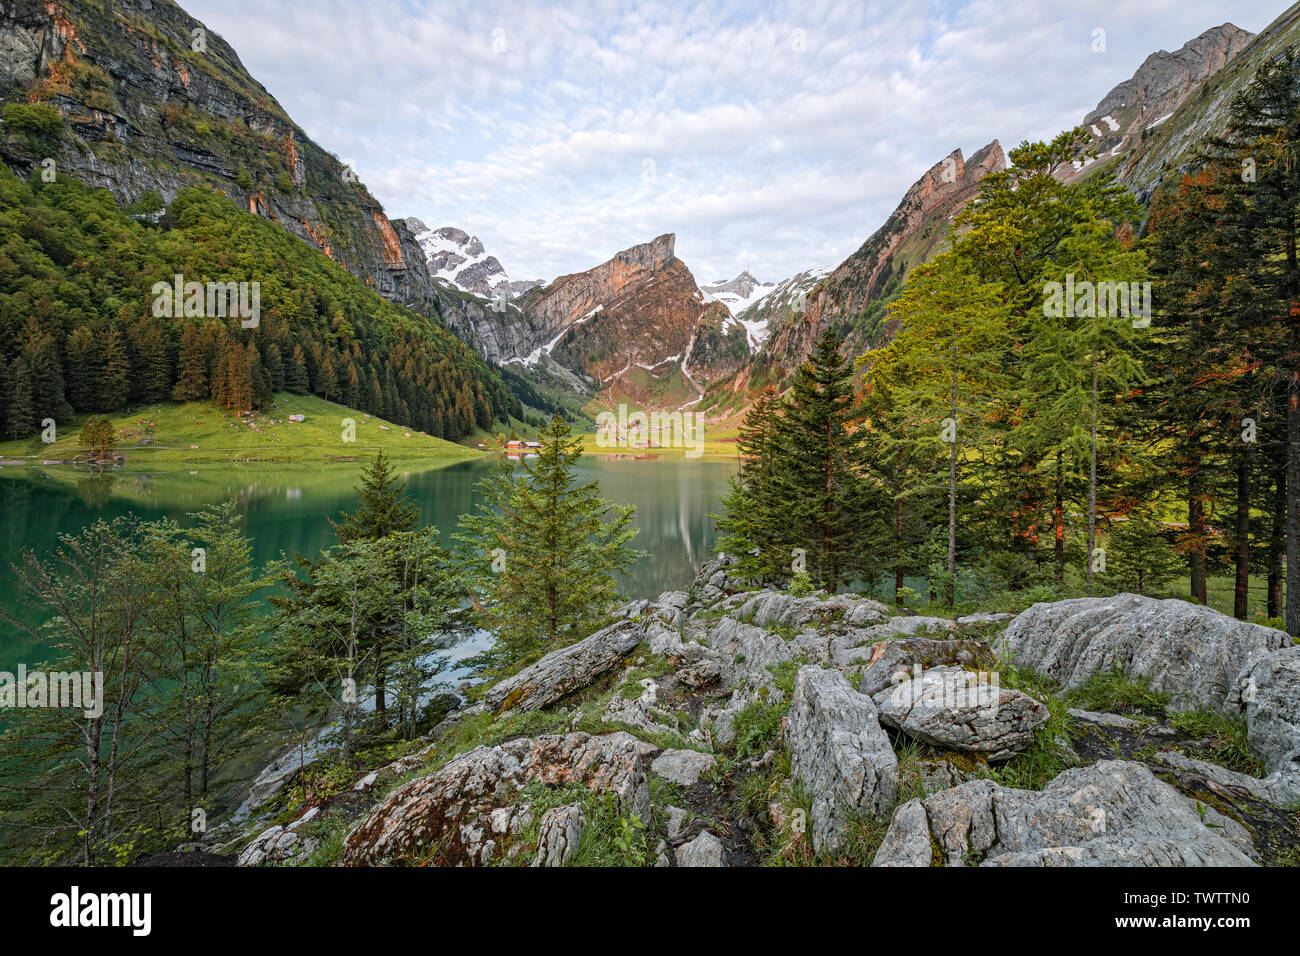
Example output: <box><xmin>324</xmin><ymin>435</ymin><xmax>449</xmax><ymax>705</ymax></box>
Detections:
<box><xmin>183</xmin><ymin>0</ymin><xmax>1284</xmax><ymax>283</ymax></box>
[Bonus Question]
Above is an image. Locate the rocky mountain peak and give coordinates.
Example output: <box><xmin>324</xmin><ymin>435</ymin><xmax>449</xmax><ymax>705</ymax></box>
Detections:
<box><xmin>402</xmin><ymin>219</ymin><xmax>539</xmax><ymax>299</ymax></box>
<box><xmin>1068</xmin><ymin>22</ymin><xmax>1254</xmax><ymax>180</ymax></box>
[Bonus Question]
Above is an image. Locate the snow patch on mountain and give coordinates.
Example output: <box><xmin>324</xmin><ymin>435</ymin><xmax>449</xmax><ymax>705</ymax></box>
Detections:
<box><xmin>403</xmin><ymin>219</ymin><xmax>542</xmax><ymax>299</ymax></box>
<box><xmin>730</xmin><ymin>266</ymin><xmax>831</xmax><ymax>349</ymax></box>
<box><xmin>700</xmin><ymin>271</ymin><xmax>776</xmax><ymax>318</ymax></box>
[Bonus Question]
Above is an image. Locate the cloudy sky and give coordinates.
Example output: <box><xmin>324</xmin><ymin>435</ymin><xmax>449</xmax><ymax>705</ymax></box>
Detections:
<box><xmin>185</xmin><ymin>0</ymin><xmax>1284</xmax><ymax>285</ymax></box>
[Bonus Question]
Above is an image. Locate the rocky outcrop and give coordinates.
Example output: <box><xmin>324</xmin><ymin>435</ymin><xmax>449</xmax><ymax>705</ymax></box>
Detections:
<box><xmin>1231</xmin><ymin>645</ymin><xmax>1300</xmax><ymax>791</ymax></box>
<box><xmin>996</xmin><ymin>594</ymin><xmax>1288</xmax><ymax>712</ymax></box>
<box><xmin>856</xmin><ymin>635</ymin><xmax>994</xmax><ymax>695</ymax></box>
<box><xmin>873</xmin><ymin>761</ymin><xmax>1256</xmax><ymax>867</ymax></box>
<box><xmin>872</xmin><ymin>666</ymin><xmax>1048</xmax><ymax>762</ymax></box>
<box><xmin>1065</xmin><ymin>22</ymin><xmax>1256</xmax><ymax>189</ymax></box>
<box><xmin>728</xmin><ymin>590</ymin><xmax>892</xmax><ymax>631</ymax></box>
<box><xmin>532</xmin><ymin>803</ymin><xmax>585</xmax><ymax>867</ymax></box>
<box><xmin>238</xmin><ymin>808</ymin><xmax>320</xmax><ymax>866</ymax></box>
<box><xmin>403</xmin><ymin>220</ymin><xmax>541</xmax><ymax>299</ymax></box>
<box><xmin>483</xmin><ymin>618</ymin><xmax>645</xmax><ymax>714</ymax></box>
<box><xmin>786</xmin><ymin>666</ymin><xmax>899</xmax><ymax>854</ymax></box>
<box><xmin>650</xmin><ymin>749</ymin><xmax>716</xmax><ymax>787</ymax></box>
<box><xmin>342</xmin><ymin>732</ymin><xmax>651</xmax><ymax>866</ymax></box>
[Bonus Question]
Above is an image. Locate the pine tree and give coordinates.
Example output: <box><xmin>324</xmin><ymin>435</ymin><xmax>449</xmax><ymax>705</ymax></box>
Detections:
<box><xmin>100</xmin><ymin>326</ymin><xmax>130</xmax><ymax>411</ymax></box>
<box><xmin>772</xmin><ymin>329</ymin><xmax>876</xmax><ymax>592</ymax></box>
<box><xmin>287</xmin><ymin>344</ymin><xmax>309</xmax><ymax>394</ymax></box>
<box><xmin>333</xmin><ymin>451</ymin><xmax>419</xmax><ymax>543</ymax></box>
<box><xmin>172</xmin><ymin>324</ymin><xmax>209</xmax><ymax>403</ymax></box>
<box><xmin>455</xmin><ymin>414</ymin><xmax>641</xmax><ymax>671</ymax></box>
<box><xmin>714</xmin><ymin>385</ymin><xmax>789</xmax><ymax>584</ymax></box>
<box><xmin>65</xmin><ymin>327</ymin><xmax>99</xmax><ymax>412</ymax></box>
<box><xmin>6</xmin><ymin>358</ymin><xmax>36</xmax><ymax>440</ymax></box>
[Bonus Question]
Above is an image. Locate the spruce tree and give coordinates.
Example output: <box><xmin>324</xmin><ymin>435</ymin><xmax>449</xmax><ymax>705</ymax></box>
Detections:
<box><xmin>772</xmin><ymin>329</ymin><xmax>875</xmax><ymax>592</ymax></box>
<box><xmin>172</xmin><ymin>324</ymin><xmax>209</xmax><ymax>403</ymax></box>
<box><xmin>714</xmin><ymin>385</ymin><xmax>788</xmax><ymax>584</ymax></box>
<box><xmin>456</xmin><ymin>414</ymin><xmax>641</xmax><ymax>670</ymax></box>
<box><xmin>333</xmin><ymin>451</ymin><xmax>419</xmax><ymax>543</ymax></box>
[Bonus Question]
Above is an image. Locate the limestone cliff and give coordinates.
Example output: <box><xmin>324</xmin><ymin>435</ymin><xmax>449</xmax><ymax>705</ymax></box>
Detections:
<box><xmin>0</xmin><ymin>0</ymin><xmax>433</xmax><ymax>305</ymax></box>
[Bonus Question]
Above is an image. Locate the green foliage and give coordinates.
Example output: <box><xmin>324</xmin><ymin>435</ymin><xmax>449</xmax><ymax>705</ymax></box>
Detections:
<box><xmin>77</xmin><ymin>414</ymin><xmax>116</xmax><ymax>459</ymax></box>
<box><xmin>0</xmin><ymin>167</ymin><xmax>513</xmax><ymax>443</ymax></box>
<box><xmin>2</xmin><ymin>102</ymin><xmax>63</xmax><ymax>153</ymax></box>
<box><xmin>455</xmin><ymin>414</ymin><xmax>642</xmax><ymax>672</ymax></box>
<box><xmin>1066</xmin><ymin>667</ymin><xmax>1170</xmax><ymax>716</ymax></box>
<box><xmin>569</xmin><ymin>791</ymin><xmax>652</xmax><ymax>867</ymax></box>
<box><xmin>332</xmin><ymin>451</ymin><xmax>418</xmax><ymax>543</ymax></box>
<box><xmin>1167</xmin><ymin>710</ymin><xmax>1263</xmax><ymax>776</ymax></box>
<box><xmin>0</xmin><ymin>507</ymin><xmax>274</xmax><ymax>864</ymax></box>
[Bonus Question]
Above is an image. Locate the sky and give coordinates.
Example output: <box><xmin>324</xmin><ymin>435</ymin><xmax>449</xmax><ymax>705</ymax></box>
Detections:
<box><xmin>183</xmin><ymin>0</ymin><xmax>1287</xmax><ymax>285</ymax></box>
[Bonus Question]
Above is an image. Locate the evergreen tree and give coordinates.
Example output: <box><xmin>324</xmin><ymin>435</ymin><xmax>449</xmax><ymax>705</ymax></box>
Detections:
<box><xmin>5</xmin><ymin>358</ymin><xmax>36</xmax><ymax>440</ymax></box>
<box><xmin>287</xmin><ymin>344</ymin><xmax>309</xmax><ymax>394</ymax></box>
<box><xmin>172</xmin><ymin>324</ymin><xmax>209</xmax><ymax>403</ymax></box>
<box><xmin>65</xmin><ymin>326</ymin><xmax>99</xmax><ymax>412</ymax></box>
<box><xmin>100</xmin><ymin>326</ymin><xmax>131</xmax><ymax>411</ymax></box>
<box><xmin>773</xmin><ymin>329</ymin><xmax>876</xmax><ymax>592</ymax></box>
<box><xmin>333</xmin><ymin>451</ymin><xmax>419</xmax><ymax>543</ymax></box>
<box><xmin>714</xmin><ymin>385</ymin><xmax>789</xmax><ymax>584</ymax></box>
<box><xmin>456</xmin><ymin>414</ymin><xmax>641</xmax><ymax>671</ymax></box>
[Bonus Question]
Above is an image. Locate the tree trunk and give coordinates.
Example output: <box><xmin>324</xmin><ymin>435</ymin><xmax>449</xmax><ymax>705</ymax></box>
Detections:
<box><xmin>1189</xmin><ymin>470</ymin><xmax>1208</xmax><ymax>605</ymax></box>
<box><xmin>1270</xmin><ymin>456</ymin><xmax>1285</xmax><ymax>618</ymax></box>
<box><xmin>1054</xmin><ymin>452</ymin><xmax>1065</xmax><ymax>585</ymax></box>
<box><xmin>1234</xmin><ymin>448</ymin><xmax>1251</xmax><ymax>620</ymax></box>
<box><xmin>1087</xmin><ymin>342</ymin><xmax>1098</xmax><ymax>596</ymax></box>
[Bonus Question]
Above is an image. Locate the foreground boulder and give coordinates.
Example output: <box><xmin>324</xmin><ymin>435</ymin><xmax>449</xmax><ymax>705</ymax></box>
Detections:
<box><xmin>872</xmin><ymin>666</ymin><xmax>1048</xmax><ymax>761</ymax></box>
<box><xmin>997</xmin><ymin>594</ymin><xmax>1288</xmax><ymax>712</ymax></box>
<box><xmin>483</xmin><ymin>619</ymin><xmax>644</xmax><ymax>713</ymax></box>
<box><xmin>1231</xmin><ymin>645</ymin><xmax>1300</xmax><ymax>796</ymax></box>
<box><xmin>872</xmin><ymin>760</ymin><xmax>1256</xmax><ymax>867</ymax></box>
<box><xmin>342</xmin><ymin>732</ymin><xmax>651</xmax><ymax>866</ymax></box>
<box><xmin>730</xmin><ymin>590</ymin><xmax>892</xmax><ymax>631</ymax></box>
<box><xmin>676</xmin><ymin>830</ymin><xmax>727</xmax><ymax>867</ymax></box>
<box><xmin>238</xmin><ymin>807</ymin><xmax>321</xmax><ymax>866</ymax></box>
<box><xmin>857</xmin><ymin>637</ymin><xmax>995</xmax><ymax>696</ymax></box>
<box><xmin>786</xmin><ymin>666</ymin><xmax>899</xmax><ymax>855</ymax></box>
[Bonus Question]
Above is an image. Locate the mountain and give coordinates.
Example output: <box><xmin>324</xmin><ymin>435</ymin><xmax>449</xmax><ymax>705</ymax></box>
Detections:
<box><xmin>0</xmin><ymin>0</ymin><xmax>433</xmax><ymax>306</ymax></box>
<box><xmin>729</xmin><ymin>267</ymin><xmax>830</xmax><ymax>350</ymax></box>
<box><xmin>0</xmin><ymin>0</ymin><xmax>522</xmax><ymax>442</ymax></box>
<box><xmin>701</xmin><ymin>271</ymin><xmax>772</xmax><ymax>315</ymax></box>
<box><xmin>403</xmin><ymin>220</ymin><xmax>542</xmax><ymax>299</ymax></box>
<box><xmin>461</xmin><ymin>233</ymin><xmax>740</xmax><ymax>406</ymax></box>
<box><xmin>1064</xmin><ymin>22</ymin><xmax>1256</xmax><ymax>186</ymax></box>
<box><xmin>1109</xmin><ymin>6</ymin><xmax>1300</xmax><ymax>199</ymax></box>
<box><xmin>698</xmin><ymin>19</ymin><xmax>1275</xmax><ymax>419</ymax></box>
<box><xmin>699</xmin><ymin>140</ymin><xmax>1005</xmax><ymax>411</ymax></box>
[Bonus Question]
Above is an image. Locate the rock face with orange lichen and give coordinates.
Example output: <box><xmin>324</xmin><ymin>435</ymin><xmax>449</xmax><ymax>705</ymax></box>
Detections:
<box><xmin>341</xmin><ymin>732</ymin><xmax>652</xmax><ymax>866</ymax></box>
<box><xmin>462</xmin><ymin>233</ymin><xmax>749</xmax><ymax>403</ymax></box>
<box><xmin>0</xmin><ymin>0</ymin><xmax>433</xmax><ymax>306</ymax></box>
